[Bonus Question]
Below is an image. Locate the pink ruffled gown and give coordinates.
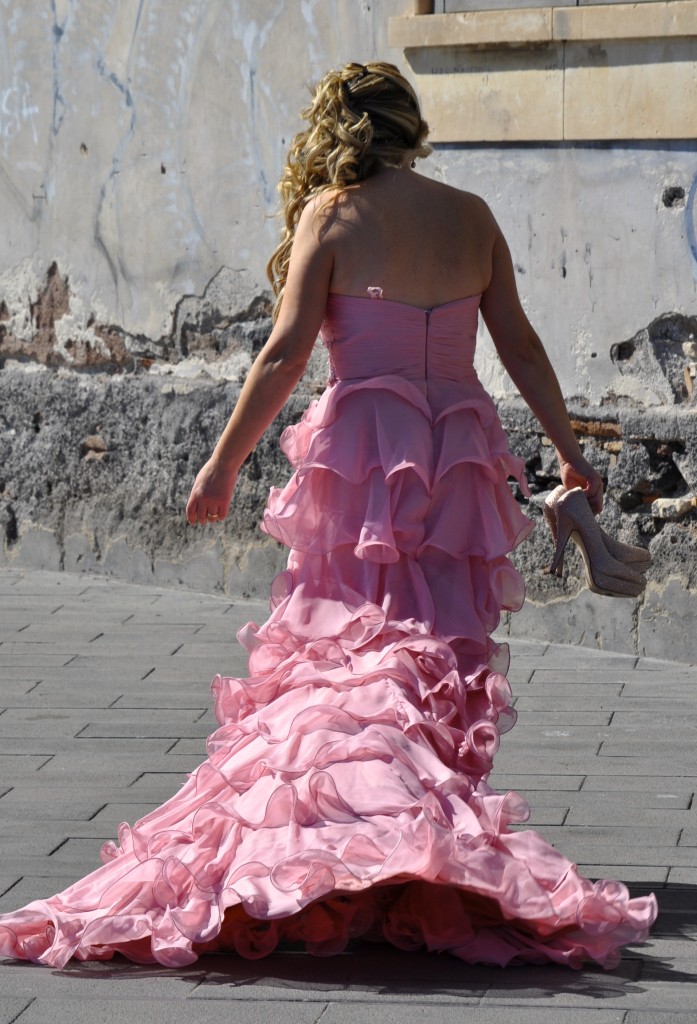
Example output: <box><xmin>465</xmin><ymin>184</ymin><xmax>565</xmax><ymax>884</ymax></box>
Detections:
<box><xmin>0</xmin><ymin>290</ymin><xmax>657</xmax><ymax>970</ymax></box>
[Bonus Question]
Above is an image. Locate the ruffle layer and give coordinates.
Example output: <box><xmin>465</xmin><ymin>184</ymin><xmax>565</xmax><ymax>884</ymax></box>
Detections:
<box><xmin>262</xmin><ymin>377</ymin><xmax>534</xmax><ymax>564</ymax></box>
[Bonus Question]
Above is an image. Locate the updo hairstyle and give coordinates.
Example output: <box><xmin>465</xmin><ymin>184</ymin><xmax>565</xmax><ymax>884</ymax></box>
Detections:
<box><xmin>267</xmin><ymin>62</ymin><xmax>431</xmax><ymax>320</ymax></box>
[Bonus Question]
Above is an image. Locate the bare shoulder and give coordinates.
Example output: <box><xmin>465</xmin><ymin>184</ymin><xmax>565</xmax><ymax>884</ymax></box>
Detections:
<box><xmin>448</xmin><ymin>185</ymin><xmax>497</xmax><ymax>229</ymax></box>
<box><xmin>420</xmin><ymin>177</ymin><xmax>497</xmax><ymax>231</ymax></box>
<box><xmin>295</xmin><ymin>188</ymin><xmax>352</xmax><ymax>246</ymax></box>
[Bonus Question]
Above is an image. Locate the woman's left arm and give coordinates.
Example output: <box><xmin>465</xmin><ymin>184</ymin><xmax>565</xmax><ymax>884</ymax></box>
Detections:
<box><xmin>186</xmin><ymin>198</ymin><xmax>334</xmax><ymax>525</ymax></box>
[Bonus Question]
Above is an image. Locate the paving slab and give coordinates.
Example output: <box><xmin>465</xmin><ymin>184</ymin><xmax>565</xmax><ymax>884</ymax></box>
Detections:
<box><xmin>321</xmin><ymin>1010</ymin><xmax>627</xmax><ymax>1024</ymax></box>
<box><xmin>1</xmin><ymin>566</ymin><xmax>697</xmax><ymax>1021</ymax></box>
<box><xmin>6</xmin><ymin>997</ymin><xmax>325</xmax><ymax>1024</ymax></box>
<box><xmin>667</xmin><ymin>867</ymin><xmax>697</xmax><ymax>884</ymax></box>
<box><xmin>0</xmin><ymin>736</ymin><xmax>178</xmax><ymax>755</ymax></box>
<box><xmin>0</xmin><ymin>999</ymin><xmax>33</xmax><ymax>1024</ymax></box>
<box><xmin>526</xmin><ymin>791</ymin><xmax>688</xmax><ymax>810</ymax></box>
<box><xmin>580</xmin><ymin>774</ymin><xmax>697</xmax><ymax>793</ymax></box>
<box><xmin>0</xmin><ymin>877</ymin><xmax>84</xmax><ymax>912</ymax></box>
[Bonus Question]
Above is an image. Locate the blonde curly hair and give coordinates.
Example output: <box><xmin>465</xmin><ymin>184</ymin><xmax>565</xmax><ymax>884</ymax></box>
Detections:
<box><xmin>267</xmin><ymin>62</ymin><xmax>431</xmax><ymax>321</ymax></box>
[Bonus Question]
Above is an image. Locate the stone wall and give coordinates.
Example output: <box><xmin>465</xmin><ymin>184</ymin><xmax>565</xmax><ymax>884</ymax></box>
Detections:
<box><xmin>1</xmin><ymin>2</ymin><xmax>696</xmax><ymax>662</ymax></box>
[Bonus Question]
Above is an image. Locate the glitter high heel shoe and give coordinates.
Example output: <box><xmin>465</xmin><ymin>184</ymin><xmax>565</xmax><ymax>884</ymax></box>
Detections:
<box><xmin>544</xmin><ymin>484</ymin><xmax>652</xmax><ymax>573</ymax></box>
<box><xmin>545</xmin><ymin>487</ymin><xmax>647</xmax><ymax>598</ymax></box>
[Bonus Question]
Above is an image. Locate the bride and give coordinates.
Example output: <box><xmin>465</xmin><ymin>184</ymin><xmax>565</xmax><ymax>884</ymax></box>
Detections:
<box><xmin>0</xmin><ymin>61</ymin><xmax>655</xmax><ymax>970</ymax></box>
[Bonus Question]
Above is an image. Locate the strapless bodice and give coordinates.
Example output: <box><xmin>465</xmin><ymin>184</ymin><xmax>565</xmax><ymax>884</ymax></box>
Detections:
<box><xmin>320</xmin><ymin>292</ymin><xmax>481</xmax><ymax>384</ymax></box>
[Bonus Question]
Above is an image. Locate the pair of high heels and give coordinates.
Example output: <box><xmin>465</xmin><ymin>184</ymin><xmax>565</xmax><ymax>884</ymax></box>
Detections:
<box><xmin>543</xmin><ymin>485</ymin><xmax>652</xmax><ymax>599</ymax></box>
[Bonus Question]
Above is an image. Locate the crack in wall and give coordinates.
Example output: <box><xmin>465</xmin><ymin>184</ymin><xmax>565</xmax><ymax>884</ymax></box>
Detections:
<box><xmin>0</xmin><ymin>261</ymin><xmax>273</xmax><ymax>374</ymax></box>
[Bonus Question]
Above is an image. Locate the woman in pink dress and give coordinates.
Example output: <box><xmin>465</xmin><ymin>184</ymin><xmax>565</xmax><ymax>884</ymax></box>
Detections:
<box><xmin>0</xmin><ymin>61</ymin><xmax>655</xmax><ymax>970</ymax></box>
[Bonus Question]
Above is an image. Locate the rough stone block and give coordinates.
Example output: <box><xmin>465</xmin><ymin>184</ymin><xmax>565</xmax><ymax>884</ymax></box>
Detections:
<box><xmin>154</xmin><ymin>540</ymin><xmax>226</xmax><ymax>592</ymax></box>
<box><xmin>504</xmin><ymin>587</ymin><xmax>639</xmax><ymax>656</ymax></box>
<box><xmin>100</xmin><ymin>538</ymin><xmax>156</xmax><ymax>585</ymax></box>
<box><xmin>9</xmin><ymin>527</ymin><xmax>62</xmax><ymax>572</ymax></box>
<box><xmin>62</xmin><ymin>532</ymin><xmax>101</xmax><ymax>574</ymax></box>
<box><xmin>225</xmin><ymin>541</ymin><xmax>287</xmax><ymax>601</ymax></box>
<box><xmin>639</xmin><ymin>579</ymin><xmax>697</xmax><ymax>663</ymax></box>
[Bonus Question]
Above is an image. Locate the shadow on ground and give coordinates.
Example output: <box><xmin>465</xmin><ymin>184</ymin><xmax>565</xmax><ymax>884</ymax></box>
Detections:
<box><xmin>4</xmin><ymin>882</ymin><xmax>693</xmax><ymax>1004</ymax></box>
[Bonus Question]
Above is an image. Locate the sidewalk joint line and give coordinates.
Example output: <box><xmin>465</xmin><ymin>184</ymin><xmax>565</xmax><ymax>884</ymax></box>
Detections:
<box><xmin>8</xmin><ymin>996</ymin><xmax>37</xmax><ymax>1023</ymax></box>
<box><xmin>0</xmin><ymin>876</ymin><xmax>22</xmax><ymax>900</ymax></box>
<box><xmin>48</xmin><ymin>837</ymin><xmax>70</xmax><ymax>856</ymax></box>
<box><xmin>86</xmin><ymin>803</ymin><xmax>109</xmax><ymax>820</ymax></box>
<box><xmin>141</xmin><ymin>667</ymin><xmax>156</xmax><ymax>680</ymax></box>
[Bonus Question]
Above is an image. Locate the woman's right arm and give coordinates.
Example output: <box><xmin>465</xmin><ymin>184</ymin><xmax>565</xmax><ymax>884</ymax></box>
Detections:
<box><xmin>185</xmin><ymin>197</ymin><xmax>335</xmax><ymax>526</ymax></box>
<box><xmin>479</xmin><ymin>215</ymin><xmax>603</xmax><ymax>512</ymax></box>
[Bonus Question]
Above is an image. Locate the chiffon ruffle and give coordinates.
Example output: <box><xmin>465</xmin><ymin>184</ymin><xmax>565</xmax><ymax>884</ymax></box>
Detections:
<box><xmin>0</xmin><ymin>364</ymin><xmax>657</xmax><ymax>971</ymax></box>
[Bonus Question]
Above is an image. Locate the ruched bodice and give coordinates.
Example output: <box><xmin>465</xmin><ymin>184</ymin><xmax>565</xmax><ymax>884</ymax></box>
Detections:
<box><xmin>320</xmin><ymin>292</ymin><xmax>481</xmax><ymax>385</ymax></box>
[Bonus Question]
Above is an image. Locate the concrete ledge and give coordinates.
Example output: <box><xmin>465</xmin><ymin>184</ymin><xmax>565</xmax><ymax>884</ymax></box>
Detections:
<box><xmin>391</xmin><ymin>2</ymin><xmax>697</xmax><ymax>48</ymax></box>
<box><xmin>555</xmin><ymin>1</ymin><xmax>697</xmax><ymax>42</ymax></box>
<box><xmin>389</xmin><ymin>9</ymin><xmax>553</xmax><ymax>49</ymax></box>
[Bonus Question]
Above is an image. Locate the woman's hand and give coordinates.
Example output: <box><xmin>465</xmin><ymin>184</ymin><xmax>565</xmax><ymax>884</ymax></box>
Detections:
<box><xmin>558</xmin><ymin>454</ymin><xmax>604</xmax><ymax>515</ymax></box>
<box><xmin>185</xmin><ymin>456</ymin><xmax>237</xmax><ymax>526</ymax></box>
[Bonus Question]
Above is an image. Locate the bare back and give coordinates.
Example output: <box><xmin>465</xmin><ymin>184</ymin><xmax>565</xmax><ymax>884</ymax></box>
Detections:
<box><xmin>319</xmin><ymin>167</ymin><xmax>496</xmax><ymax>308</ymax></box>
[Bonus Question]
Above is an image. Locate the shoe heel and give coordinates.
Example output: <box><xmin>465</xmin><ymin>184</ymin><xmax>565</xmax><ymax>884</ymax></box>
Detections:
<box><xmin>547</xmin><ymin>516</ymin><xmax>572</xmax><ymax>577</ymax></box>
<box><xmin>543</xmin><ymin>486</ymin><xmax>565</xmax><ymax>574</ymax></box>
<box><xmin>543</xmin><ymin>501</ymin><xmax>558</xmax><ymax>544</ymax></box>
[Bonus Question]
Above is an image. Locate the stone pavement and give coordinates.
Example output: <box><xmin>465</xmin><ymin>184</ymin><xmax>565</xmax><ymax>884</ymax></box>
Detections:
<box><xmin>0</xmin><ymin>566</ymin><xmax>695</xmax><ymax>1024</ymax></box>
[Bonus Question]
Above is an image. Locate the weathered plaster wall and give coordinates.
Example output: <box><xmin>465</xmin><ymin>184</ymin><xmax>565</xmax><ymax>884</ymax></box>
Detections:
<box><xmin>0</xmin><ymin>0</ymin><xmax>407</xmax><ymax>340</ymax></box>
<box><xmin>1</xmin><ymin>2</ymin><xmax>696</xmax><ymax>662</ymax></box>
